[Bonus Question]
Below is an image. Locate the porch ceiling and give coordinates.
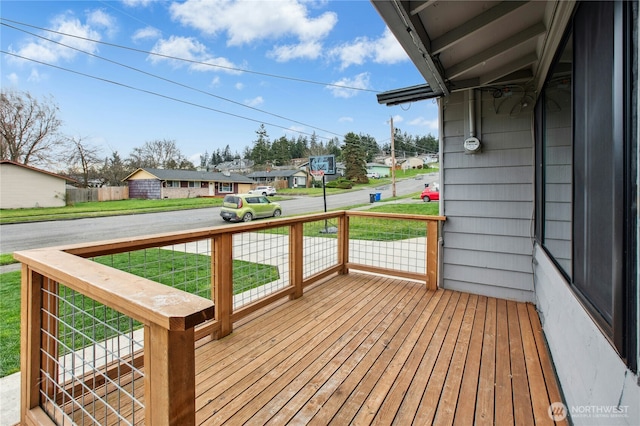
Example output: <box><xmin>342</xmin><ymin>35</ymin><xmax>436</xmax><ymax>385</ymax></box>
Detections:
<box><xmin>372</xmin><ymin>0</ymin><xmax>576</xmax><ymax>103</ymax></box>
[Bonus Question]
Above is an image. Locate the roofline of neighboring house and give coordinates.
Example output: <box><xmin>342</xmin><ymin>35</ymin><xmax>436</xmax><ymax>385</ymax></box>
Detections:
<box><xmin>0</xmin><ymin>160</ymin><xmax>78</xmax><ymax>184</ymax></box>
<box><xmin>121</xmin><ymin>167</ymin><xmax>254</xmax><ymax>184</ymax></box>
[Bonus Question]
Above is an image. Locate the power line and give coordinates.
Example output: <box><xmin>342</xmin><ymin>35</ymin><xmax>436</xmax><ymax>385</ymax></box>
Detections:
<box><xmin>1</xmin><ymin>50</ymin><xmax>337</xmax><ymax>141</ymax></box>
<box><xmin>1</xmin><ymin>21</ymin><xmax>344</xmax><ymax>138</ymax></box>
<box><xmin>0</xmin><ymin>17</ymin><xmax>381</xmax><ymax>94</ymax></box>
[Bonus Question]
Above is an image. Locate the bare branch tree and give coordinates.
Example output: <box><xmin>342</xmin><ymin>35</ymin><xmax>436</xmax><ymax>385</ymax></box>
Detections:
<box><xmin>127</xmin><ymin>139</ymin><xmax>194</xmax><ymax>170</ymax></box>
<box><xmin>64</xmin><ymin>136</ymin><xmax>103</xmax><ymax>187</ymax></box>
<box><xmin>0</xmin><ymin>89</ymin><xmax>64</xmax><ymax>166</ymax></box>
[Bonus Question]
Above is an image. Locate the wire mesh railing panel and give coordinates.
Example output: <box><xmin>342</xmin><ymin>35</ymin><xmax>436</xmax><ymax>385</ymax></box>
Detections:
<box><xmin>92</xmin><ymin>240</ymin><xmax>213</xmax><ymax>300</ymax></box>
<box><xmin>347</xmin><ymin>216</ymin><xmax>428</xmax><ymax>274</ymax></box>
<box><xmin>40</xmin><ymin>278</ymin><xmax>145</xmax><ymax>425</ymax></box>
<box><xmin>232</xmin><ymin>228</ymin><xmax>289</xmax><ymax>308</ymax></box>
<box><xmin>303</xmin><ymin>219</ymin><xmax>340</xmax><ymax>278</ymax></box>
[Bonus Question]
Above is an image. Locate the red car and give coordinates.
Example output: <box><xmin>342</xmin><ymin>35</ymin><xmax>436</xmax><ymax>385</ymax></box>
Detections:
<box><xmin>421</xmin><ymin>186</ymin><xmax>440</xmax><ymax>202</ymax></box>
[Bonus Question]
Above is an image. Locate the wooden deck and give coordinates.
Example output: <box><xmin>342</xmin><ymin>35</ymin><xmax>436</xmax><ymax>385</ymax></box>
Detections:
<box><xmin>192</xmin><ymin>273</ymin><xmax>566</xmax><ymax>425</ymax></box>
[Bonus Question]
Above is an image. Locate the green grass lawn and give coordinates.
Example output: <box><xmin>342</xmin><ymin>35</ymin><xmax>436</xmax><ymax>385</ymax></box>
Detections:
<box><xmin>0</xmin><ymin>271</ymin><xmax>21</xmax><ymax>377</ymax></box>
<box><xmin>0</xmin><ymin>197</ymin><xmax>225</xmax><ymax>224</ymax></box>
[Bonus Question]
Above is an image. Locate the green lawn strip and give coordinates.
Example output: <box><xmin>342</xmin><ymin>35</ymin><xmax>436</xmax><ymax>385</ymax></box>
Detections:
<box><xmin>0</xmin><ymin>250</ymin><xmax>279</xmax><ymax>377</ymax></box>
<box><xmin>0</xmin><ymin>271</ymin><xmax>21</xmax><ymax>377</ymax></box>
<box><xmin>265</xmin><ymin>201</ymin><xmax>440</xmax><ymax>241</ymax></box>
<box><xmin>0</xmin><ymin>254</ymin><xmax>18</xmax><ymax>266</ymax></box>
<box><xmin>0</xmin><ymin>198</ymin><xmax>224</xmax><ymax>224</ymax></box>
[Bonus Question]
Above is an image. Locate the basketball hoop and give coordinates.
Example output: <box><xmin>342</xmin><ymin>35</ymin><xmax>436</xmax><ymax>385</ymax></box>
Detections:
<box><xmin>310</xmin><ymin>170</ymin><xmax>325</xmax><ymax>181</ymax></box>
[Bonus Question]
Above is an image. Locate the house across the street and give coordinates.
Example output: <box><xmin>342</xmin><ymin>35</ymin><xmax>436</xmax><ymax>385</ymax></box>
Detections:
<box><xmin>246</xmin><ymin>169</ymin><xmax>308</xmax><ymax>188</ymax></box>
<box><xmin>122</xmin><ymin>168</ymin><xmax>255</xmax><ymax>199</ymax></box>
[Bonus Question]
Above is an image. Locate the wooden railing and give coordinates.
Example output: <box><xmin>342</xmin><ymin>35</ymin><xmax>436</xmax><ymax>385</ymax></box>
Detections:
<box><xmin>15</xmin><ymin>211</ymin><xmax>444</xmax><ymax>425</ymax></box>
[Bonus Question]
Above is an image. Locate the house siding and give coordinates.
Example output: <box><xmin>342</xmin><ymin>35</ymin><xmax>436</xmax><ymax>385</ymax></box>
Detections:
<box><xmin>0</xmin><ymin>163</ymin><xmax>67</xmax><ymax>208</ymax></box>
<box><xmin>129</xmin><ymin>179</ymin><xmax>161</xmax><ymax>199</ymax></box>
<box><xmin>441</xmin><ymin>90</ymin><xmax>535</xmax><ymax>302</ymax></box>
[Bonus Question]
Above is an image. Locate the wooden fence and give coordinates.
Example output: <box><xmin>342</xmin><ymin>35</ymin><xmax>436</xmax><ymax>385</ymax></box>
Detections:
<box><xmin>67</xmin><ymin>186</ymin><xmax>129</xmax><ymax>203</ymax></box>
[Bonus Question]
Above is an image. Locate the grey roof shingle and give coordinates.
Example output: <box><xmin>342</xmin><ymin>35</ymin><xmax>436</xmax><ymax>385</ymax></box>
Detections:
<box><xmin>131</xmin><ymin>168</ymin><xmax>255</xmax><ymax>183</ymax></box>
<box><xmin>246</xmin><ymin>169</ymin><xmax>304</xmax><ymax>178</ymax></box>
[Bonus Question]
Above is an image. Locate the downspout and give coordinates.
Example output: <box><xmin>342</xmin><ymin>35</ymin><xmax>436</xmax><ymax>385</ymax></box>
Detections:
<box><xmin>438</xmin><ymin>97</ymin><xmax>445</xmax><ymax>289</ymax></box>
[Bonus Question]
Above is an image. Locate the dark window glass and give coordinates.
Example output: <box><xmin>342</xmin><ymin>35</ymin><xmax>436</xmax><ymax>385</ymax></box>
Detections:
<box><xmin>542</xmin><ymin>34</ymin><xmax>573</xmax><ymax>277</ymax></box>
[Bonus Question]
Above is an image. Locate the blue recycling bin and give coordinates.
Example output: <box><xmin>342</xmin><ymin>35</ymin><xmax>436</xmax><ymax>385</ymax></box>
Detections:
<box><xmin>375</xmin><ymin>192</ymin><xmax>381</xmax><ymax>201</ymax></box>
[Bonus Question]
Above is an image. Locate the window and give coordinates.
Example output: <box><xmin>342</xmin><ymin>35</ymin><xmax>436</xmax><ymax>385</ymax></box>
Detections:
<box><xmin>536</xmin><ymin>0</ymin><xmax>636</xmax><ymax>370</ymax></box>
<box><xmin>188</xmin><ymin>181</ymin><xmax>199</xmax><ymax>188</ymax></box>
<box><xmin>166</xmin><ymin>181</ymin><xmax>180</xmax><ymax>188</ymax></box>
<box><xmin>219</xmin><ymin>182</ymin><xmax>233</xmax><ymax>193</ymax></box>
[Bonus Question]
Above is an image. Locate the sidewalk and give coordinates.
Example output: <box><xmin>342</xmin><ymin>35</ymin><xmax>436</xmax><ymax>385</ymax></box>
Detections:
<box><xmin>0</xmin><ymin>372</ymin><xmax>19</xmax><ymax>426</ymax></box>
<box><xmin>0</xmin><ymin>259</ymin><xmax>19</xmax><ymax>425</ymax></box>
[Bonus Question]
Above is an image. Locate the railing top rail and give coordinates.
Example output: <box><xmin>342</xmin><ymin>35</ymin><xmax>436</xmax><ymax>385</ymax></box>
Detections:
<box><xmin>61</xmin><ymin>211</ymin><xmax>345</xmax><ymax>258</ymax></box>
<box><xmin>14</xmin><ymin>248</ymin><xmax>214</xmax><ymax>331</ymax></box>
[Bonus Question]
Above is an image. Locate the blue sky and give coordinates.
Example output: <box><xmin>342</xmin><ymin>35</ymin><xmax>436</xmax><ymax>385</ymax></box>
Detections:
<box><xmin>1</xmin><ymin>0</ymin><xmax>438</xmax><ymax>164</ymax></box>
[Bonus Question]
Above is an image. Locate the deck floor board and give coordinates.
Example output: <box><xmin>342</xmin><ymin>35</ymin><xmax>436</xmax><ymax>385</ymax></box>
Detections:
<box><xmin>74</xmin><ymin>273</ymin><xmax>565</xmax><ymax>425</ymax></box>
<box><xmin>190</xmin><ymin>273</ymin><xmax>566</xmax><ymax>425</ymax></box>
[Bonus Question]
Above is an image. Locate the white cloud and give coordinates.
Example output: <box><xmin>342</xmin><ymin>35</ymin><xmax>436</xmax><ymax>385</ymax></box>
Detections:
<box><xmin>121</xmin><ymin>0</ymin><xmax>155</xmax><ymax>7</ymax></box>
<box><xmin>244</xmin><ymin>96</ymin><xmax>264</xmax><ymax>107</ymax></box>
<box><xmin>235</xmin><ymin>82</ymin><xmax>244</xmax><ymax>90</ymax></box>
<box><xmin>148</xmin><ymin>36</ymin><xmax>241</xmax><ymax>74</ymax></box>
<box><xmin>28</xmin><ymin>69</ymin><xmax>44</xmax><ymax>83</ymax></box>
<box><xmin>132</xmin><ymin>26</ymin><xmax>161</xmax><ymax>42</ymax></box>
<box><xmin>408</xmin><ymin>116</ymin><xmax>439</xmax><ymax>130</ymax></box>
<box><xmin>330</xmin><ymin>28</ymin><xmax>408</xmax><ymax>69</ymax></box>
<box><xmin>392</xmin><ymin>115</ymin><xmax>404</xmax><ymax>124</ymax></box>
<box><xmin>327</xmin><ymin>72</ymin><xmax>370</xmax><ymax>99</ymax></box>
<box><xmin>209</xmin><ymin>76</ymin><xmax>221</xmax><ymax>87</ymax></box>
<box><xmin>338</xmin><ymin>116</ymin><xmax>353</xmax><ymax>123</ymax></box>
<box><xmin>169</xmin><ymin>0</ymin><xmax>337</xmax><ymax>60</ymax></box>
<box><xmin>373</xmin><ymin>28</ymin><xmax>409</xmax><ymax>64</ymax></box>
<box><xmin>268</xmin><ymin>40</ymin><xmax>322</xmax><ymax>62</ymax></box>
<box><xmin>6</xmin><ymin>73</ymin><xmax>19</xmax><ymax>85</ymax></box>
<box><xmin>7</xmin><ymin>10</ymin><xmax>110</xmax><ymax>66</ymax></box>
<box><xmin>87</xmin><ymin>9</ymin><xmax>117</xmax><ymax>37</ymax></box>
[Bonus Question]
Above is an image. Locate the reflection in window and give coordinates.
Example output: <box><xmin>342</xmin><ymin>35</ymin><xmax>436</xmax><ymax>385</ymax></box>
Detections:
<box><xmin>543</xmin><ymin>34</ymin><xmax>573</xmax><ymax>277</ymax></box>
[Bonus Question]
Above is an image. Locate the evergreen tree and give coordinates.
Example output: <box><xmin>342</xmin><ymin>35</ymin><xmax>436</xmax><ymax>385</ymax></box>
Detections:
<box><xmin>222</xmin><ymin>145</ymin><xmax>234</xmax><ymax>162</ymax></box>
<box><xmin>199</xmin><ymin>151</ymin><xmax>209</xmax><ymax>168</ymax></box>
<box><xmin>291</xmin><ymin>135</ymin><xmax>308</xmax><ymax>159</ymax></box>
<box><xmin>251</xmin><ymin>124</ymin><xmax>271</xmax><ymax>165</ymax></box>
<box><xmin>271</xmin><ymin>136</ymin><xmax>291</xmax><ymax>166</ymax></box>
<box><xmin>101</xmin><ymin>151</ymin><xmax>128</xmax><ymax>186</ymax></box>
<box><xmin>342</xmin><ymin>132</ymin><xmax>367</xmax><ymax>183</ymax></box>
<box><xmin>359</xmin><ymin>133</ymin><xmax>379</xmax><ymax>162</ymax></box>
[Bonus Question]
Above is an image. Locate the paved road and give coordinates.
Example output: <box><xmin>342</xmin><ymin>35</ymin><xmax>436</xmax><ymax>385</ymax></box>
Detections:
<box><xmin>0</xmin><ymin>174</ymin><xmax>439</xmax><ymax>253</ymax></box>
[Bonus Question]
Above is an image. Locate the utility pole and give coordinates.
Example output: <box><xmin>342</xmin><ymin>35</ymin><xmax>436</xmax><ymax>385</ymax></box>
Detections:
<box><xmin>390</xmin><ymin>116</ymin><xmax>396</xmax><ymax>197</ymax></box>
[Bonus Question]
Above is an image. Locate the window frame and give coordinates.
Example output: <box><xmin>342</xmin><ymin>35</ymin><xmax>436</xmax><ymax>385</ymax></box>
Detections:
<box><xmin>535</xmin><ymin>0</ymin><xmax>637</xmax><ymax>371</ymax></box>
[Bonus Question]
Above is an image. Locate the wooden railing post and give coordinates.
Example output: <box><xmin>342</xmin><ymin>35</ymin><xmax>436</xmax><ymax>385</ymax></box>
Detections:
<box><xmin>338</xmin><ymin>214</ymin><xmax>349</xmax><ymax>275</ymax></box>
<box><xmin>21</xmin><ymin>266</ymin><xmax>44</xmax><ymax>422</ymax></box>
<box><xmin>289</xmin><ymin>222</ymin><xmax>304</xmax><ymax>299</ymax></box>
<box><xmin>212</xmin><ymin>233</ymin><xmax>233</xmax><ymax>338</ymax></box>
<box><xmin>145</xmin><ymin>324</ymin><xmax>196</xmax><ymax>426</ymax></box>
<box><xmin>426</xmin><ymin>220</ymin><xmax>439</xmax><ymax>290</ymax></box>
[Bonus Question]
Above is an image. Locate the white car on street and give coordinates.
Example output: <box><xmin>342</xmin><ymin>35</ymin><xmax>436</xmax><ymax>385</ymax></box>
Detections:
<box><xmin>248</xmin><ymin>185</ymin><xmax>277</xmax><ymax>196</ymax></box>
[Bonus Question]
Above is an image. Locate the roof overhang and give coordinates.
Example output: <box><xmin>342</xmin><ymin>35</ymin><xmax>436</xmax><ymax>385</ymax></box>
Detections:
<box><xmin>372</xmin><ymin>0</ymin><xmax>576</xmax><ymax>106</ymax></box>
